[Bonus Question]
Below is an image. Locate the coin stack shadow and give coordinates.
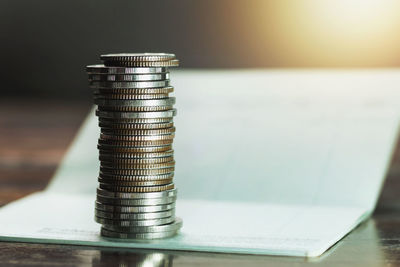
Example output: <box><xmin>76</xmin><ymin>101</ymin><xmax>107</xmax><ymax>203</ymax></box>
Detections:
<box><xmin>86</xmin><ymin>53</ymin><xmax>182</xmax><ymax>239</ymax></box>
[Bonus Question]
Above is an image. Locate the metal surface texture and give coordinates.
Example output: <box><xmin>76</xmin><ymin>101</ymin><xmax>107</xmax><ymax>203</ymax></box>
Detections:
<box><xmin>86</xmin><ymin>65</ymin><xmax>168</xmax><ymax>74</ymax></box>
<box><xmin>95</xmin><ymin>215</ymin><xmax>175</xmax><ymax>227</ymax></box>
<box><xmin>95</xmin><ymin>209</ymin><xmax>175</xmax><ymax>220</ymax></box>
<box><xmin>103</xmin><ymin>59</ymin><xmax>180</xmax><ymax>67</ymax></box>
<box><xmin>95</xmin><ymin>109</ymin><xmax>177</xmax><ymax>119</ymax></box>
<box><xmin>95</xmin><ymin>201</ymin><xmax>176</xmax><ymax>213</ymax></box>
<box><xmin>98</xmin><ymin>172</ymin><xmax>174</xmax><ymax>182</ymax></box>
<box><xmin>100</xmin><ymin>53</ymin><xmax>176</xmax><ymax>62</ymax></box>
<box><xmin>94</xmin><ymin>98</ymin><xmax>175</xmax><ymax>107</ymax></box>
<box><xmin>90</xmin><ymin>80</ymin><xmax>170</xmax><ymax>89</ymax></box>
<box><xmin>96</xmin><ymin>195</ymin><xmax>177</xmax><ymax>206</ymax></box>
<box><xmin>97</xmin><ymin>178</ymin><xmax>174</xmax><ymax>186</ymax></box>
<box><xmin>89</xmin><ymin>73</ymin><xmax>170</xmax><ymax>82</ymax></box>
<box><xmin>93</xmin><ymin>86</ymin><xmax>174</xmax><ymax>95</ymax></box>
<box><xmin>102</xmin><ymin>217</ymin><xmax>183</xmax><ymax>233</ymax></box>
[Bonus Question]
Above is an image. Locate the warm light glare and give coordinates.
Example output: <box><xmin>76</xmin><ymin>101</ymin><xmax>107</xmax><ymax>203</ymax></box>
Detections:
<box><xmin>249</xmin><ymin>0</ymin><xmax>400</xmax><ymax>66</ymax></box>
<box><xmin>298</xmin><ymin>0</ymin><xmax>400</xmax><ymax>65</ymax></box>
<box><xmin>306</xmin><ymin>0</ymin><xmax>399</xmax><ymax>36</ymax></box>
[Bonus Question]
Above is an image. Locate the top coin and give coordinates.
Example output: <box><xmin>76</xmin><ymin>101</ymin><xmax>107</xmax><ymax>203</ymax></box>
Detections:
<box><xmin>100</xmin><ymin>53</ymin><xmax>176</xmax><ymax>62</ymax></box>
<box><xmin>104</xmin><ymin>59</ymin><xmax>179</xmax><ymax>68</ymax></box>
<box><xmin>86</xmin><ymin>65</ymin><xmax>167</xmax><ymax>74</ymax></box>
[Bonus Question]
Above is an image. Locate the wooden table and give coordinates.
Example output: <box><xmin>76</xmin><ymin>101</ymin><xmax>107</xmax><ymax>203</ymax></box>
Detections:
<box><xmin>1</xmin><ymin>99</ymin><xmax>399</xmax><ymax>266</ymax></box>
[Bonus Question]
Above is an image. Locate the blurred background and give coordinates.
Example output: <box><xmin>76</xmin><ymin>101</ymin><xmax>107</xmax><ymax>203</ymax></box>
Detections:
<box><xmin>1</xmin><ymin>0</ymin><xmax>400</xmax><ymax>100</ymax></box>
<box><xmin>1</xmin><ymin>2</ymin><xmax>400</xmax><ymax>264</ymax></box>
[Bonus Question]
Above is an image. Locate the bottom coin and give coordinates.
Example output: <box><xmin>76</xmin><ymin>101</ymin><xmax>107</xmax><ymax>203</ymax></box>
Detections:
<box><xmin>102</xmin><ymin>217</ymin><xmax>183</xmax><ymax>233</ymax></box>
<box><xmin>100</xmin><ymin>228</ymin><xmax>179</xmax><ymax>239</ymax></box>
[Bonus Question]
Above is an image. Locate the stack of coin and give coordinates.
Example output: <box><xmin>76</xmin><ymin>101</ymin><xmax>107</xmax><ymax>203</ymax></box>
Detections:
<box><xmin>86</xmin><ymin>53</ymin><xmax>182</xmax><ymax>239</ymax></box>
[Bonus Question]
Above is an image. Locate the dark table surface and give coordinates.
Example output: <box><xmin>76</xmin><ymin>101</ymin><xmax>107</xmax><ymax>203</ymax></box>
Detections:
<box><xmin>1</xmin><ymin>99</ymin><xmax>400</xmax><ymax>267</ymax></box>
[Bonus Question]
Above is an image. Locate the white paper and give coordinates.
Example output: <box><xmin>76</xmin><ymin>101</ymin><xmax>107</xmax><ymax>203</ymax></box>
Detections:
<box><xmin>1</xmin><ymin>70</ymin><xmax>399</xmax><ymax>257</ymax></box>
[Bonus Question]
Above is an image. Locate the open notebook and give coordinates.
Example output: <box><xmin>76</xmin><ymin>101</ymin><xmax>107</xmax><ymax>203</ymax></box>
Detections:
<box><xmin>0</xmin><ymin>70</ymin><xmax>399</xmax><ymax>257</ymax></box>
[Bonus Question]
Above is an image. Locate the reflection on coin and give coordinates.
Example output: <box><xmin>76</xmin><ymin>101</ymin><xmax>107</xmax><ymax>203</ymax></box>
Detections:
<box><xmin>90</xmin><ymin>80</ymin><xmax>170</xmax><ymax>89</ymax></box>
<box><xmin>96</xmin><ymin>195</ymin><xmax>176</xmax><ymax>206</ymax></box>
<box><xmin>95</xmin><ymin>209</ymin><xmax>175</xmax><ymax>220</ymax></box>
<box><xmin>97</xmin><ymin>188</ymin><xmax>177</xmax><ymax>199</ymax></box>
<box><xmin>86</xmin><ymin>65</ymin><xmax>167</xmax><ymax>74</ymax></box>
<box><xmin>89</xmin><ymin>73</ymin><xmax>169</xmax><ymax>82</ymax></box>
<box><xmin>95</xmin><ymin>201</ymin><xmax>175</xmax><ymax>213</ymax></box>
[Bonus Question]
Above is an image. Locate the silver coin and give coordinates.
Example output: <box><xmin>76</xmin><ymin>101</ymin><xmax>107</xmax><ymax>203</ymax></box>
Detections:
<box><xmin>97</xmin><ymin>106</ymin><xmax>173</xmax><ymax>113</ymax></box>
<box><xmin>98</xmin><ymin>172</ymin><xmax>174</xmax><ymax>181</ymax></box>
<box><xmin>100</xmin><ymin>128</ymin><xmax>175</xmax><ymax>136</ymax></box>
<box><xmin>99</xmin><ymin>121</ymin><xmax>174</xmax><ymax>130</ymax></box>
<box><xmin>96</xmin><ymin>109</ymin><xmax>176</xmax><ymax>119</ymax></box>
<box><xmin>95</xmin><ymin>208</ymin><xmax>175</xmax><ymax>220</ymax></box>
<box><xmin>100</xmin><ymin>133</ymin><xmax>175</xmax><ymax>141</ymax></box>
<box><xmin>98</xmin><ymin>178</ymin><xmax>174</xmax><ymax>185</ymax></box>
<box><xmin>100</xmin><ymin>228</ymin><xmax>179</xmax><ymax>239</ymax></box>
<box><xmin>99</xmin><ymin>155</ymin><xmax>174</xmax><ymax>164</ymax></box>
<box><xmin>98</xmin><ymin>139</ymin><xmax>173</xmax><ymax>148</ymax></box>
<box><xmin>94</xmin><ymin>97</ymin><xmax>175</xmax><ymax>107</ymax></box>
<box><xmin>104</xmin><ymin>59</ymin><xmax>179</xmax><ymax>68</ymax></box>
<box><xmin>97</xmin><ymin>188</ymin><xmax>177</xmax><ymax>199</ymax></box>
<box><xmin>97</xmin><ymin>195</ymin><xmax>177</xmax><ymax>205</ymax></box>
<box><xmin>90</xmin><ymin>80</ymin><xmax>170</xmax><ymax>89</ymax></box>
<box><xmin>102</xmin><ymin>217</ymin><xmax>183</xmax><ymax>233</ymax></box>
<box><xmin>98</xmin><ymin>178</ymin><xmax>173</xmax><ymax>187</ymax></box>
<box><xmin>98</xmin><ymin>144</ymin><xmax>173</xmax><ymax>153</ymax></box>
<box><xmin>97</xmin><ymin>117</ymin><xmax>173</xmax><ymax>124</ymax></box>
<box><xmin>89</xmin><ymin>73</ymin><xmax>169</xmax><ymax>82</ymax></box>
<box><xmin>95</xmin><ymin>215</ymin><xmax>175</xmax><ymax>226</ymax></box>
<box><xmin>94</xmin><ymin>93</ymin><xmax>169</xmax><ymax>100</ymax></box>
<box><xmin>99</xmin><ymin>167</ymin><xmax>175</xmax><ymax>176</ymax></box>
<box><xmin>100</xmin><ymin>161</ymin><xmax>175</xmax><ymax>170</ymax></box>
<box><xmin>95</xmin><ymin>201</ymin><xmax>175</xmax><ymax>213</ymax></box>
<box><xmin>100</xmin><ymin>53</ymin><xmax>176</xmax><ymax>62</ymax></box>
<box><xmin>86</xmin><ymin>65</ymin><xmax>167</xmax><ymax>74</ymax></box>
<box><xmin>99</xmin><ymin>183</ymin><xmax>175</xmax><ymax>193</ymax></box>
<box><xmin>93</xmin><ymin>87</ymin><xmax>174</xmax><ymax>95</ymax></box>
<box><xmin>96</xmin><ymin>195</ymin><xmax>176</xmax><ymax>206</ymax></box>
<box><xmin>98</xmin><ymin>150</ymin><xmax>174</xmax><ymax>159</ymax></box>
